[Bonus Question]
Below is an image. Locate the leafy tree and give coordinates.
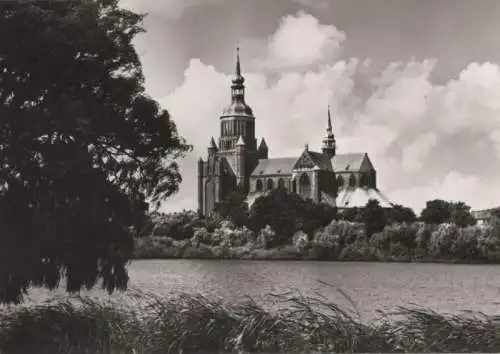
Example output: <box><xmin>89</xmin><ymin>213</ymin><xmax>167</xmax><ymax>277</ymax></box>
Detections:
<box><xmin>214</xmin><ymin>191</ymin><xmax>249</xmax><ymax>227</ymax></box>
<box><xmin>248</xmin><ymin>187</ymin><xmax>336</xmax><ymax>246</ymax></box>
<box><xmin>420</xmin><ymin>199</ymin><xmax>451</xmax><ymax>225</ymax></box>
<box><xmin>420</xmin><ymin>199</ymin><xmax>475</xmax><ymax>227</ymax></box>
<box><xmin>362</xmin><ymin>199</ymin><xmax>387</xmax><ymax>237</ymax></box>
<box><xmin>449</xmin><ymin>201</ymin><xmax>475</xmax><ymax>228</ymax></box>
<box><xmin>0</xmin><ymin>1</ymin><xmax>190</xmax><ymax>303</ymax></box>
<box><xmin>385</xmin><ymin>204</ymin><xmax>417</xmax><ymax>224</ymax></box>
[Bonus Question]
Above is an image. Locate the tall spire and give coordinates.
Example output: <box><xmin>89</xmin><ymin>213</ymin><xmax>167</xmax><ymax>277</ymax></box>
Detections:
<box><xmin>232</xmin><ymin>44</ymin><xmax>244</xmax><ymax>86</ymax></box>
<box><xmin>322</xmin><ymin>104</ymin><xmax>336</xmax><ymax>158</ymax></box>
<box><xmin>327</xmin><ymin>105</ymin><xmax>333</xmax><ymax>134</ymax></box>
<box><xmin>236</xmin><ymin>44</ymin><xmax>241</xmax><ymax>77</ymax></box>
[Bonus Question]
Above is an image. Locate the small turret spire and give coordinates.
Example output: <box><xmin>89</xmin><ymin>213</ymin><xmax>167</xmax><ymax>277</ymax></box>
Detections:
<box><xmin>327</xmin><ymin>105</ymin><xmax>332</xmax><ymax>134</ymax></box>
<box><xmin>236</xmin><ymin>135</ymin><xmax>245</xmax><ymax>146</ymax></box>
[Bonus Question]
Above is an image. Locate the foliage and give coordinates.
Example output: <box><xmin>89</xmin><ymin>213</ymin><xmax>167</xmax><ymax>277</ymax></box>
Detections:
<box><xmin>0</xmin><ymin>292</ymin><xmax>499</xmax><ymax>353</ymax></box>
<box><xmin>385</xmin><ymin>204</ymin><xmax>417</xmax><ymax>223</ymax></box>
<box><xmin>0</xmin><ymin>0</ymin><xmax>190</xmax><ymax>303</ymax></box>
<box><xmin>248</xmin><ymin>187</ymin><xmax>336</xmax><ymax>245</ymax></box>
<box><xmin>338</xmin><ymin>207</ymin><xmax>363</xmax><ymax>222</ymax></box>
<box><xmin>362</xmin><ymin>199</ymin><xmax>387</xmax><ymax>237</ymax></box>
<box><xmin>420</xmin><ymin>200</ymin><xmax>475</xmax><ymax>227</ymax></box>
<box><xmin>255</xmin><ymin>226</ymin><xmax>278</xmax><ymax>249</ymax></box>
<box><xmin>214</xmin><ymin>191</ymin><xmax>249</xmax><ymax>227</ymax></box>
<box><xmin>151</xmin><ymin>210</ymin><xmax>220</xmax><ymax>240</ymax></box>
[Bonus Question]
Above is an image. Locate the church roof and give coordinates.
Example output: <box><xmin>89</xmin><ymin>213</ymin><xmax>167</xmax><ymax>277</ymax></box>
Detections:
<box><xmin>308</xmin><ymin>151</ymin><xmax>333</xmax><ymax>170</ymax></box>
<box><xmin>251</xmin><ymin>157</ymin><xmax>297</xmax><ymax>176</ymax></box>
<box><xmin>331</xmin><ymin>153</ymin><xmax>373</xmax><ymax>172</ymax></box>
<box><xmin>337</xmin><ymin>187</ymin><xmax>392</xmax><ymax>208</ymax></box>
<box><xmin>221</xmin><ymin>101</ymin><xmax>254</xmax><ymax>117</ymax></box>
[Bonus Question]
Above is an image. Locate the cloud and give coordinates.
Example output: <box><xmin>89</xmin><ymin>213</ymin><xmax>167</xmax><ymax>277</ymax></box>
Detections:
<box><xmin>157</xmin><ymin>11</ymin><xmax>500</xmax><ymax>214</ymax></box>
<box><xmin>118</xmin><ymin>0</ymin><xmax>221</xmax><ymax>19</ymax></box>
<box><xmin>262</xmin><ymin>11</ymin><xmax>346</xmax><ymax>70</ymax></box>
<box><xmin>401</xmin><ymin>133</ymin><xmax>437</xmax><ymax>172</ymax></box>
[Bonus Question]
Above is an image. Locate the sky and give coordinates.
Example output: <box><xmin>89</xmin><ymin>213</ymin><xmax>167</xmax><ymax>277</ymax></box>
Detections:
<box><xmin>118</xmin><ymin>0</ymin><xmax>500</xmax><ymax>214</ymax></box>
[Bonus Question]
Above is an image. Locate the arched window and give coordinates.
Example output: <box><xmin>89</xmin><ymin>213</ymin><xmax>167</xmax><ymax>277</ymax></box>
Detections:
<box><xmin>337</xmin><ymin>175</ymin><xmax>344</xmax><ymax>188</ymax></box>
<box><xmin>278</xmin><ymin>178</ymin><xmax>285</xmax><ymax>189</ymax></box>
<box><xmin>266</xmin><ymin>179</ymin><xmax>274</xmax><ymax>190</ymax></box>
<box><xmin>292</xmin><ymin>179</ymin><xmax>297</xmax><ymax>193</ymax></box>
<box><xmin>349</xmin><ymin>174</ymin><xmax>356</xmax><ymax>187</ymax></box>
<box><xmin>256</xmin><ymin>179</ymin><xmax>263</xmax><ymax>192</ymax></box>
<box><xmin>299</xmin><ymin>173</ymin><xmax>311</xmax><ymax>198</ymax></box>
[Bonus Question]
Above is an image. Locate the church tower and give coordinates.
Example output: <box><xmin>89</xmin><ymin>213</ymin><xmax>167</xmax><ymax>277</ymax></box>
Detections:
<box><xmin>322</xmin><ymin>105</ymin><xmax>336</xmax><ymax>158</ymax></box>
<box><xmin>218</xmin><ymin>47</ymin><xmax>257</xmax><ymax>153</ymax></box>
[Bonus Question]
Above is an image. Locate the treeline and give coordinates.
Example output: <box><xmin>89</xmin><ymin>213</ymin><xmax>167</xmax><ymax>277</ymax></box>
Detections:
<box><xmin>135</xmin><ymin>188</ymin><xmax>500</xmax><ymax>262</ymax></box>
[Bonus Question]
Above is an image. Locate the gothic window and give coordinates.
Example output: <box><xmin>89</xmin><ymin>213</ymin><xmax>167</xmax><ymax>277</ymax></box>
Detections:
<box><xmin>278</xmin><ymin>178</ymin><xmax>285</xmax><ymax>189</ymax></box>
<box><xmin>349</xmin><ymin>174</ymin><xmax>356</xmax><ymax>187</ymax></box>
<box><xmin>292</xmin><ymin>179</ymin><xmax>297</xmax><ymax>193</ymax></box>
<box><xmin>267</xmin><ymin>179</ymin><xmax>274</xmax><ymax>190</ymax></box>
<box><xmin>299</xmin><ymin>173</ymin><xmax>311</xmax><ymax>198</ymax></box>
<box><xmin>256</xmin><ymin>179</ymin><xmax>263</xmax><ymax>192</ymax></box>
<box><xmin>337</xmin><ymin>175</ymin><xmax>344</xmax><ymax>187</ymax></box>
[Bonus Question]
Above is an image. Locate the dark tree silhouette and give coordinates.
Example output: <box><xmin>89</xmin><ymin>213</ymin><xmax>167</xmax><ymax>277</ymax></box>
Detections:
<box><xmin>214</xmin><ymin>191</ymin><xmax>249</xmax><ymax>227</ymax></box>
<box><xmin>362</xmin><ymin>199</ymin><xmax>387</xmax><ymax>237</ymax></box>
<box><xmin>420</xmin><ymin>199</ymin><xmax>451</xmax><ymax>225</ymax></box>
<box><xmin>0</xmin><ymin>0</ymin><xmax>190</xmax><ymax>303</ymax></box>
<box><xmin>420</xmin><ymin>199</ymin><xmax>474</xmax><ymax>227</ymax></box>
<box><xmin>248</xmin><ymin>187</ymin><xmax>336</xmax><ymax>246</ymax></box>
<box><xmin>386</xmin><ymin>204</ymin><xmax>417</xmax><ymax>224</ymax></box>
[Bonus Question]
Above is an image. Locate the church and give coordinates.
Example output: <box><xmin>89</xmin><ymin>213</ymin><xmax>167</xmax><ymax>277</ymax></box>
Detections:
<box><xmin>197</xmin><ymin>49</ymin><xmax>393</xmax><ymax>215</ymax></box>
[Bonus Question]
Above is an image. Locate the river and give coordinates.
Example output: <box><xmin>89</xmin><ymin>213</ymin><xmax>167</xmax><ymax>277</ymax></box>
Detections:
<box><xmin>24</xmin><ymin>260</ymin><xmax>500</xmax><ymax>322</ymax></box>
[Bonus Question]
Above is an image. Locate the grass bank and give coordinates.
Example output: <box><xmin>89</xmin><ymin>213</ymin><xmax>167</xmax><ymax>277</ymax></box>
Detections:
<box><xmin>0</xmin><ymin>291</ymin><xmax>499</xmax><ymax>353</ymax></box>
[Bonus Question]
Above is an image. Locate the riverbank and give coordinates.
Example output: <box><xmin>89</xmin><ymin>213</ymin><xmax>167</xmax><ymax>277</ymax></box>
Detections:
<box><xmin>1</xmin><ymin>291</ymin><xmax>499</xmax><ymax>353</ymax></box>
<box><xmin>133</xmin><ymin>234</ymin><xmax>500</xmax><ymax>264</ymax></box>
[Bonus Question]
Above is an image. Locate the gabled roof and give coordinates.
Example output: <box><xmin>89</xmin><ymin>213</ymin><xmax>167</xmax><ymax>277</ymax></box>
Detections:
<box><xmin>331</xmin><ymin>153</ymin><xmax>374</xmax><ymax>173</ymax></box>
<box><xmin>308</xmin><ymin>151</ymin><xmax>333</xmax><ymax>170</ymax></box>
<box><xmin>251</xmin><ymin>157</ymin><xmax>297</xmax><ymax>176</ymax></box>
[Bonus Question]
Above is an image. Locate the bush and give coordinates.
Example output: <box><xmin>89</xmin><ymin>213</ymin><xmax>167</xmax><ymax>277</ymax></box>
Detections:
<box><xmin>293</xmin><ymin>231</ymin><xmax>310</xmax><ymax>252</ymax></box>
<box><xmin>256</xmin><ymin>226</ymin><xmax>277</xmax><ymax>249</ymax></box>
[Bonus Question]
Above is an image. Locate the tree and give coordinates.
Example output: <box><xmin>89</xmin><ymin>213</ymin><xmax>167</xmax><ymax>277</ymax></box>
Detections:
<box><xmin>420</xmin><ymin>199</ymin><xmax>475</xmax><ymax>227</ymax></box>
<box><xmin>214</xmin><ymin>191</ymin><xmax>249</xmax><ymax>227</ymax></box>
<box><xmin>420</xmin><ymin>199</ymin><xmax>451</xmax><ymax>225</ymax></box>
<box><xmin>449</xmin><ymin>201</ymin><xmax>475</xmax><ymax>228</ymax></box>
<box><xmin>248</xmin><ymin>187</ymin><xmax>336</xmax><ymax>246</ymax></box>
<box><xmin>362</xmin><ymin>199</ymin><xmax>387</xmax><ymax>237</ymax></box>
<box><xmin>0</xmin><ymin>1</ymin><xmax>190</xmax><ymax>303</ymax></box>
<box><xmin>386</xmin><ymin>204</ymin><xmax>417</xmax><ymax>224</ymax></box>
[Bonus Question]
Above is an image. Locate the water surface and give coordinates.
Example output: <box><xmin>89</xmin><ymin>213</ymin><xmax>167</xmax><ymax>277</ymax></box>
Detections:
<box><xmin>26</xmin><ymin>260</ymin><xmax>500</xmax><ymax>321</ymax></box>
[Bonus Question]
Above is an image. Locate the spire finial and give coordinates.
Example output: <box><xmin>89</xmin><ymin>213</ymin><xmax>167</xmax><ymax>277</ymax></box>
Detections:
<box><xmin>327</xmin><ymin>105</ymin><xmax>332</xmax><ymax>133</ymax></box>
<box><xmin>235</xmin><ymin>43</ymin><xmax>241</xmax><ymax>77</ymax></box>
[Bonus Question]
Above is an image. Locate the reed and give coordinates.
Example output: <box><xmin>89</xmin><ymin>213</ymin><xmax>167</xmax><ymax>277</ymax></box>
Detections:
<box><xmin>0</xmin><ymin>291</ymin><xmax>498</xmax><ymax>353</ymax></box>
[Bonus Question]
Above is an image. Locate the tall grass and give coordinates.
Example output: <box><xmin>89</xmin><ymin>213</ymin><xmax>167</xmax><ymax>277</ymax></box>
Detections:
<box><xmin>0</xmin><ymin>291</ymin><xmax>498</xmax><ymax>353</ymax></box>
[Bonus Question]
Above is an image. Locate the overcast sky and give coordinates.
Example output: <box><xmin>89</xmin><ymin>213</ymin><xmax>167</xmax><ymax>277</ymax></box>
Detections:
<box><xmin>119</xmin><ymin>0</ymin><xmax>500</xmax><ymax>213</ymax></box>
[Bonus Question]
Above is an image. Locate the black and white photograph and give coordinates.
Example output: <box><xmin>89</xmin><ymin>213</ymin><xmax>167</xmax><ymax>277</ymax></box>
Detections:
<box><xmin>1</xmin><ymin>0</ymin><xmax>500</xmax><ymax>352</ymax></box>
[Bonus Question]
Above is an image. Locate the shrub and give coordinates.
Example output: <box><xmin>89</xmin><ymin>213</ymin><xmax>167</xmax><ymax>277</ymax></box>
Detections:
<box><xmin>256</xmin><ymin>226</ymin><xmax>277</xmax><ymax>249</ymax></box>
<box><xmin>292</xmin><ymin>231</ymin><xmax>310</xmax><ymax>252</ymax></box>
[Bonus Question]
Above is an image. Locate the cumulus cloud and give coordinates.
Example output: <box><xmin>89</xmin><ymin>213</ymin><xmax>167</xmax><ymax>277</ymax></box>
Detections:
<box><xmin>262</xmin><ymin>11</ymin><xmax>346</xmax><ymax>70</ymax></box>
<box><xmin>157</xmin><ymin>11</ymin><xmax>500</xmax><ymax>214</ymax></box>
